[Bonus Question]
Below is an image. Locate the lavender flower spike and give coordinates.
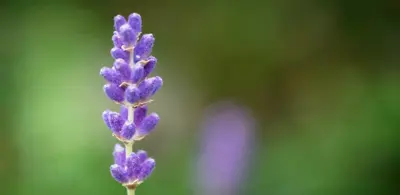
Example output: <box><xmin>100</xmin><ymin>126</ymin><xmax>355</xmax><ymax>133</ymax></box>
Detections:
<box><xmin>100</xmin><ymin>12</ymin><xmax>162</xmax><ymax>194</ymax></box>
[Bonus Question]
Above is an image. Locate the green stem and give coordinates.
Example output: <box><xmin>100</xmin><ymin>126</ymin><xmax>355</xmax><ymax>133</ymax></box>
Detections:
<box><xmin>125</xmin><ymin>105</ymin><xmax>134</xmax><ymax>157</ymax></box>
<box><xmin>127</xmin><ymin>188</ymin><xmax>135</xmax><ymax>195</ymax></box>
<box><xmin>125</xmin><ymin>142</ymin><xmax>133</xmax><ymax>158</ymax></box>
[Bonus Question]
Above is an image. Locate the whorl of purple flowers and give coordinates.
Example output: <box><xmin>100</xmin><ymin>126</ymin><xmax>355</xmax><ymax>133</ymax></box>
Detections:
<box><xmin>100</xmin><ymin>13</ymin><xmax>161</xmax><ymax>189</ymax></box>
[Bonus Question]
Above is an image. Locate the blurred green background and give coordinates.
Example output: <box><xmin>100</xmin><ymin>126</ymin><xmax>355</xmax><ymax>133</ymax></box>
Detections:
<box><xmin>0</xmin><ymin>0</ymin><xmax>399</xmax><ymax>195</ymax></box>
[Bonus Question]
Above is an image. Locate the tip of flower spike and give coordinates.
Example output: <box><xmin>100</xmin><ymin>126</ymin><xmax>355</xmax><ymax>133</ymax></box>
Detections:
<box><xmin>114</xmin><ymin>15</ymin><xmax>127</xmax><ymax>32</ymax></box>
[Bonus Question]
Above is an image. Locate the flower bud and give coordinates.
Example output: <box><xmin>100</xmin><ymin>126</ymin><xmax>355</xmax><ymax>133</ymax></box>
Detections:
<box><xmin>103</xmin><ymin>83</ymin><xmax>125</xmax><ymax>102</ymax></box>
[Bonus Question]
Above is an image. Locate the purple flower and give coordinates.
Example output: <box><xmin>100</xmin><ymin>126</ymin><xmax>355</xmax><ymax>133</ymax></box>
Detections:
<box><xmin>102</xmin><ymin>13</ymin><xmax>162</xmax><ymax>104</ymax></box>
<box><xmin>106</xmin><ymin>111</ymin><xmax>125</xmax><ymax>134</ymax></box>
<box><xmin>125</xmin><ymin>85</ymin><xmax>141</xmax><ymax>104</ymax></box>
<box><xmin>128</xmin><ymin>13</ymin><xmax>142</xmax><ymax>35</ymax></box>
<box><xmin>143</xmin><ymin>56</ymin><xmax>157</xmax><ymax>78</ymax></box>
<box><xmin>102</xmin><ymin>106</ymin><xmax>160</xmax><ymax>141</ymax></box>
<box><xmin>102</xmin><ymin>110</ymin><xmax>112</xmax><ymax>129</ymax></box>
<box><xmin>110</xmin><ymin>144</ymin><xmax>156</xmax><ymax>185</ymax></box>
<box><xmin>113</xmin><ymin>58</ymin><xmax>131</xmax><ymax>81</ymax></box>
<box><xmin>120</xmin><ymin>105</ymin><xmax>128</xmax><ymax>120</ymax></box>
<box><xmin>136</xmin><ymin>150</ymin><xmax>148</xmax><ymax>163</ymax></box>
<box><xmin>136</xmin><ymin>113</ymin><xmax>159</xmax><ymax>137</ymax></box>
<box><xmin>119</xmin><ymin>24</ymin><xmax>137</xmax><ymax>46</ymax></box>
<box><xmin>112</xmin><ymin>31</ymin><xmax>123</xmax><ymax>48</ymax></box>
<box><xmin>103</xmin><ymin>84</ymin><xmax>125</xmax><ymax>102</ymax></box>
<box><xmin>131</xmin><ymin>65</ymin><xmax>145</xmax><ymax>83</ymax></box>
<box><xmin>100</xmin><ymin>67</ymin><xmax>122</xmax><ymax>85</ymax></box>
<box><xmin>134</xmin><ymin>106</ymin><xmax>147</xmax><ymax>126</ymax></box>
<box><xmin>110</xmin><ymin>164</ymin><xmax>128</xmax><ymax>183</ymax></box>
<box><xmin>137</xmin><ymin>158</ymin><xmax>156</xmax><ymax>181</ymax></box>
<box><xmin>120</xmin><ymin>122</ymin><xmax>136</xmax><ymax>140</ymax></box>
<box><xmin>137</xmin><ymin>76</ymin><xmax>163</xmax><ymax>100</ymax></box>
<box><xmin>134</xmin><ymin>34</ymin><xmax>155</xmax><ymax>63</ymax></box>
<box><xmin>114</xmin><ymin>15</ymin><xmax>127</xmax><ymax>32</ymax></box>
<box><xmin>111</xmin><ymin>47</ymin><xmax>129</xmax><ymax>61</ymax></box>
<box><xmin>113</xmin><ymin>144</ymin><xmax>126</xmax><ymax>165</ymax></box>
<box><xmin>102</xmin><ymin>12</ymin><xmax>161</xmax><ymax>189</ymax></box>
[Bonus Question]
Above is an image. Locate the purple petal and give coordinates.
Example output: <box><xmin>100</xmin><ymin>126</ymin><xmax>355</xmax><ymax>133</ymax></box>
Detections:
<box><xmin>119</xmin><ymin>24</ymin><xmax>137</xmax><ymax>46</ymax></box>
<box><xmin>128</xmin><ymin>13</ymin><xmax>142</xmax><ymax>35</ymax></box>
<box><xmin>138</xmin><ymin>113</ymin><xmax>159</xmax><ymax>136</ymax></box>
<box><xmin>112</xmin><ymin>31</ymin><xmax>123</xmax><ymax>48</ymax></box>
<box><xmin>100</xmin><ymin>67</ymin><xmax>122</xmax><ymax>85</ymax></box>
<box><xmin>150</xmin><ymin>76</ymin><xmax>163</xmax><ymax>96</ymax></box>
<box><xmin>120</xmin><ymin>122</ymin><xmax>136</xmax><ymax>140</ymax></box>
<box><xmin>114</xmin><ymin>15</ymin><xmax>126</xmax><ymax>32</ymax></box>
<box><xmin>134</xmin><ymin>105</ymin><xmax>147</xmax><ymax>126</ymax></box>
<box><xmin>131</xmin><ymin>65</ymin><xmax>144</xmax><ymax>83</ymax></box>
<box><xmin>113</xmin><ymin>59</ymin><xmax>131</xmax><ymax>81</ymax></box>
<box><xmin>137</xmin><ymin>158</ymin><xmax>155</xmax><ymax>181</ymax></box>
<box><xmin>134</xmin><ymin>34</ymin><xmax>154</xmax><ymax>63</ymax></box>
<box><xmin>136</xmin><ymin>150</ymin><xmax>148</xmax><ymax>163</ymax></box>
<box><xmin>143</xmin><ymin>56</ymin><xmax>157</xmax><ymax>78</ymax></box>
<box><xmin>125</xmin><ymin>85</ymin><xmax>141</xmax><ymax>104</ymax></box>
<box><xmin>103</xmin><ymin>83</ymin><xmax>125</xmax><ymax>102</ymax></box>
<box><xmin>140</xmin><ymin>76</ymin><xmax>162</xmax><ymax>99</ymax></box>
<box><xmin>110</xmin><ymin>164</ymin><xmax>128</xmax><ymax>183</ymax></box>
<box><xmin>137</xmin><ymin>77</ymin><xmax>161</xmax><ymax>99</ymax></box>
<box><xmin>137</xmin><ymin>78</ymin><xmax>152</xmax><ymax>99</ymax></box>
<box><xmin>111</xmin><ymin>47</ymin><xmax>129</xmax><ymax>61</ymax></box>
<box><xmin>108</xmin><ymin>111</ymin><xmax>125</xmax><ymax>134</ymax></box>
<box><xmin>126</xmin><ymin>153</ymin><xmax>141</xmax><ymax>179</ymax></box>
<box><xmin>102</xmin><ymin>110</ymin><xmax>112</xmax><ymax>129</ymax></box>
<box><xmin>113</xmin><ymin>144</ymin><xmax>126</xmax><ymax>166</ymax></box>
<box><xmin>120</xmin><ymin>105</ymin><xmax>128</xmax><ymax>120</ymax></box>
